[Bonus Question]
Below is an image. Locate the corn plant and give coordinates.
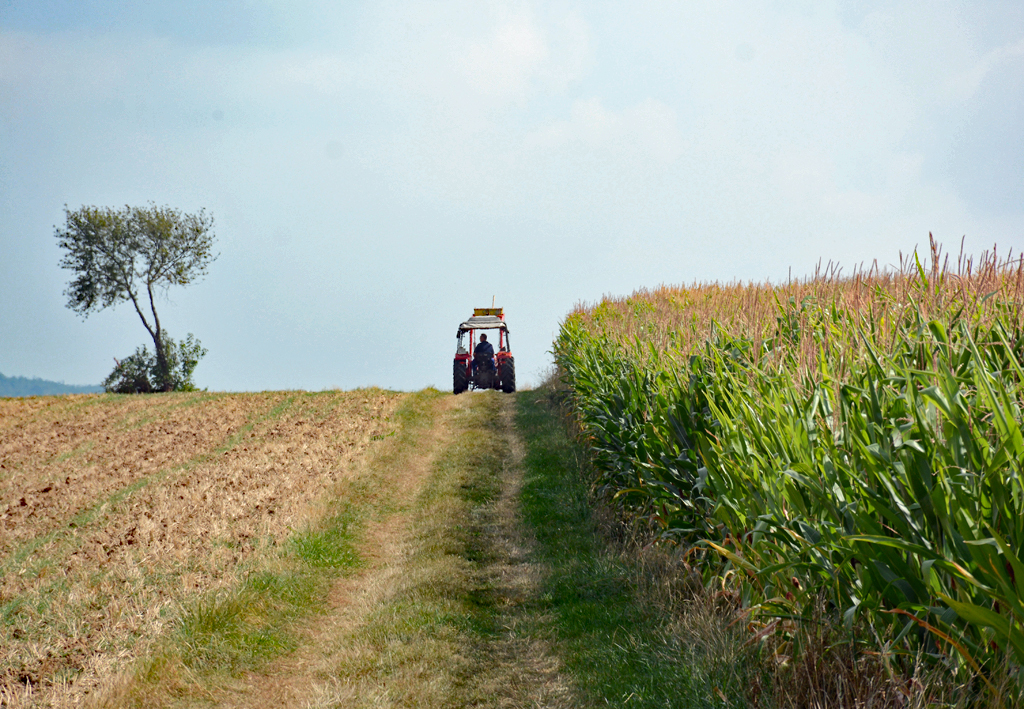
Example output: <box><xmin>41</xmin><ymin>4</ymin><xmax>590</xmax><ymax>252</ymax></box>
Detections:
<box><xmin>554</xmin><ymin>240</ymin><xmax>1024</xmax><ymax>689</ymax></box>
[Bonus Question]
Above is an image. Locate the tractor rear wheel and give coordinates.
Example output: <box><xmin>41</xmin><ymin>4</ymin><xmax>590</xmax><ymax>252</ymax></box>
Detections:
<box><xmin>499</xmin><ymin>357</ymin><xmax>516</xmax><ymax>393</ymax></box>
<box><xmin>453</xmin><ymin>360</ymin><xmax>468</xmax><ymax>394</ymax></box>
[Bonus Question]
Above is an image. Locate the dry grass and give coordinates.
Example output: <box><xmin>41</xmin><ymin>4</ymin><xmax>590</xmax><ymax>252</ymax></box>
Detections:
<box><xmin>0</xmin><ymin>389</ymin><xmax>400</xmax><ymax>708</ymax></box>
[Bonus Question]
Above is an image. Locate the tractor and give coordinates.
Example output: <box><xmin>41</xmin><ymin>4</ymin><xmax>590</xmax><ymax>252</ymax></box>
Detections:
<box><xmin>453</xmin><ymin>307</ymin><xmax>515</xmax><ymax>394</ymax></box>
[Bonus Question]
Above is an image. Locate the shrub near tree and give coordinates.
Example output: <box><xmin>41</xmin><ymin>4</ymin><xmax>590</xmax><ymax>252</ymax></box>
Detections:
<box><xmin>102</xmin><ymin>335</ymin><xmax>207</xmax><ymax>394</ymax></box>
<box><xmin>56</xmin><ymin>204</ymin><xmax>217</xmax><ymax>393</ymax></box>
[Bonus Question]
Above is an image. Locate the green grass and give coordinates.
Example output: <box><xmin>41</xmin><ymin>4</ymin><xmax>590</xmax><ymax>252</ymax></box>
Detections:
<box><xmin>166</xmin><ymin>504</ymin><xmax>365</xmax><ymax>677</ymax></box>
<box><xmin>290</xmin><ymin>508</ymin><xmax>362</xmax><ymax>569</ymax></box>
<box><xmin>516</xmin><ymin>389</ymin><xmax>759</xmax><ymax>708</ymax></box>
<box><xmin>131</xmin><ymin>502</ymin><xmax>363</xmax><ymax>693</ymax></box>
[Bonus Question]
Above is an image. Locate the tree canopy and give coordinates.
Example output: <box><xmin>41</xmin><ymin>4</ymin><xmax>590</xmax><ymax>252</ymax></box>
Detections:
<box><xmin>56</xmin><ymin>204</ymin><xmax>217</xmax><ymax>392</ymax></box>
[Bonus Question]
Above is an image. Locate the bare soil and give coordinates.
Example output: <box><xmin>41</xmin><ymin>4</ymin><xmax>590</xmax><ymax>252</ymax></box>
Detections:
<box><xmin>0</xmin><ymin>390</ymin><xmax>399</xmax><ymax>708</ymax></box>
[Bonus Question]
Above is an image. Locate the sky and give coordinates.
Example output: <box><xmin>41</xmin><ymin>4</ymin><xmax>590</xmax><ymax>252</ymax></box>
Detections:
<box><xmin>1</xmin><ymin>1</ymin><xmax>1022</xmax><ymax>392</ymax></box>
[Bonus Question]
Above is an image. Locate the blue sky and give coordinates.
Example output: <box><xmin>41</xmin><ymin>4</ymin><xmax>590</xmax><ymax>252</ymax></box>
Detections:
<box><xmin>1</xmin><ymin>1</ymin><xmax>1022</xmax><ymax>391</ymax></box>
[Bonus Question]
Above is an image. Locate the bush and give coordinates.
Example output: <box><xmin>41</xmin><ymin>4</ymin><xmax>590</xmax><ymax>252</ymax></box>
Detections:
<box><xmin>104</xmin><ymin>334</ymin><xmax>207</xmax><ymax>393</ymax></box>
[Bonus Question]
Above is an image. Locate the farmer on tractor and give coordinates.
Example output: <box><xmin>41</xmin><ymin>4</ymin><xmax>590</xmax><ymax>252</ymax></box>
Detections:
<box><xmin>473</xmin><ymin>333</ymin><xmax>494</xmax><ymax>375</ymax></box>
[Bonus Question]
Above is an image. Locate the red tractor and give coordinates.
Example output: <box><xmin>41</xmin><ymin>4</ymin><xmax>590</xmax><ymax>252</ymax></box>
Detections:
<box><xmin>454</xmin><ymin>307</ymin><xmax>515</xmax><ymax>394</ymax></box>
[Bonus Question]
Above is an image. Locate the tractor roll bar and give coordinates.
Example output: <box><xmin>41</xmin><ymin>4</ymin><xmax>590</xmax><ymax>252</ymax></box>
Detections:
<box><xmin>456</xmin><ymin>315</ymin><xmax>508</xmax><ymax>332</ymax></box>
<box><xmin>456</xmin><ymin>319</ymin><xmax>511</xmax><ymax>352</ymax></box>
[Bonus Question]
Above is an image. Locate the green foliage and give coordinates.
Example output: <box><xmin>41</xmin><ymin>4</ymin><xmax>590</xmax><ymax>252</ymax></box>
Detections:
<box><xmin>56</xmin><ymin>204</ymin><xmax>216</xmax><ymax>316</ymax></box>
<box><xmin>103</xmin><ymin>334</ymin><xmax>207</xmax><ymax>393</ymax></box>
<box><xmin>554</xmin><ymin>253</ymin><xmax>1024</xmax><ymax>696</ymax></box>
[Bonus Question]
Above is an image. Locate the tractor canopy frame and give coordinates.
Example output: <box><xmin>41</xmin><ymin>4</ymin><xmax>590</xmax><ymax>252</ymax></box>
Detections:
<box><xmin>455</xmin><ymin>314</ymin><xmax>511</xmax><ymax>357</ymax></box>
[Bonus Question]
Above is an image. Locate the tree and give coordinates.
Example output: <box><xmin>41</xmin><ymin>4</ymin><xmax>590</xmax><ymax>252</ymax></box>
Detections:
<box><xmin>56</xmin><ymin>204</ymin><xmax>217</xmax><ymax>392</ymax></box>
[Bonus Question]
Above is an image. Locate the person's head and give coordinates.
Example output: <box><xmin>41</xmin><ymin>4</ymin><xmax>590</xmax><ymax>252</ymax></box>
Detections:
<box><xmin>480</xmin><ymin>334</ymin><xmax>487</xmax><ymax>342</ymax></box>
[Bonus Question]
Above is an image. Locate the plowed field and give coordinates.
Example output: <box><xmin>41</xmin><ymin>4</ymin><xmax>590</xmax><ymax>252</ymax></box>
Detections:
<box><xmin>0</xmin><ymin>390</ymin><xmax>400</xmax><ymax>706</ymax></box>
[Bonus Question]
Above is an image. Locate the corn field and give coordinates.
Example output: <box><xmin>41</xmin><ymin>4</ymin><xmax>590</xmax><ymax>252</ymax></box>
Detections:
<box><xmin>554</xmin><ymin>238</ymin><xmax>1024</xmax><ymax>693</ymax></box>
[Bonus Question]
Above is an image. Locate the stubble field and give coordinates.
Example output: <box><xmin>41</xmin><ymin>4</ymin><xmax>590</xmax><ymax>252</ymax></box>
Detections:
<box><xmin>0</xmin><ymin>389</ymin><xmax>400</xmax><ymax>706</ymax></box>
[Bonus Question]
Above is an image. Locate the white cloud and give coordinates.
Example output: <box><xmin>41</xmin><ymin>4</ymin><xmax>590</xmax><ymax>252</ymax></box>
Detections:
<box><xmin>461</xmin><ymin>12</ymin><xmax>549</xmax><ymax>100</ymax></box>
<box><xmin>340</xmin><ymin>1</ymin><xmax>590</xmax><ymax>111</ymax></box>
<box><xmin>945</xmin><ymin>36</ymin><xmax>1024</xmax><ymax>102</ymax></box>
<box><xmin>525</xmin><ymin>97</ymin><xmax>681</xmax><ymax>164</ymax></box>
<box><xmin>455</xmin><ymin>8</ymin><xmax>589</xmax><ymax>102</ymax></box>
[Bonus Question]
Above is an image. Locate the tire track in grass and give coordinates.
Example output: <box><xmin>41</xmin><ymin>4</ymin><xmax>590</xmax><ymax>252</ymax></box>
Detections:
<box><xmin>220</xmin><ymin>389</ymin><xmax>458</xmax><ymax>708</ymax></box>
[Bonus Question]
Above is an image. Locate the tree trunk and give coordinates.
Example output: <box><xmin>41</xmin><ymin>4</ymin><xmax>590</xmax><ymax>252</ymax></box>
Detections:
<box><xmin>153</xmin><ymin>331</ymin><xmax>172</xmax><ymax>392</ymax></box>
<box><xmin>147</xmin><ymin>282</ymin><xmax>173</xmax><ymax>392</ymax></box>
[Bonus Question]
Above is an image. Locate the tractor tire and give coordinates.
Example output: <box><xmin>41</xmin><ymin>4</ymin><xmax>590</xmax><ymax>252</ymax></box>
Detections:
<box><xmin>453</xmin><ymin>360</ymin><xmax>468</xmax><ymax>394</ymax></box>
<box><xmin>499</xmin><ymin>357</ymin><xmax>516</xmax><ymax>393</ymax></box>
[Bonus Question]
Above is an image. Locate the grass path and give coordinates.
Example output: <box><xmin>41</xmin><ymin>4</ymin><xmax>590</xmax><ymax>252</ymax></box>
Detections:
<box><xmin>85</xmin><ymin>388</ymin><xmax>733</xmax><ymax>708</ymax></box>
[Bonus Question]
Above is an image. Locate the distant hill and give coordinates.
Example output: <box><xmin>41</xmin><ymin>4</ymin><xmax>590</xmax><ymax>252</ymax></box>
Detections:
<box><xmin>0</xmin><ymin>372</ymin><xmax>103</xmax><ymax>397</ymax></box>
